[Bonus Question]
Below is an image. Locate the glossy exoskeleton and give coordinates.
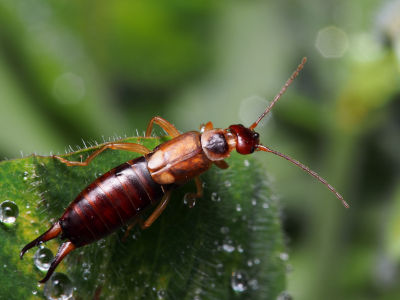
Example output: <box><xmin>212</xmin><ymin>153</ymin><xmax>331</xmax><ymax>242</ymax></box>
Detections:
<box><xmin>20</xmin><ymin>57</ymin><xmax>348</xmax><ymax>283</ymax></box>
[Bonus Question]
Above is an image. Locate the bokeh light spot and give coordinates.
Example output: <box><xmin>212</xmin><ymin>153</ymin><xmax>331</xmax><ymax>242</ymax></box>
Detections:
<box><xmin>315</xmin><ymin>26</ymin><xmax>349</xmax><ymax>58</ymax></box>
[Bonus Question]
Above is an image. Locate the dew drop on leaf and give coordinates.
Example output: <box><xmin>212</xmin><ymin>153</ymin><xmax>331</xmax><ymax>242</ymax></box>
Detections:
<box><xmin>157</xmin><ymin>289</ymin><xmax>166</xmax><ymax>299</ymax></box>
<box><xmin>277</xmin><ymin>291</ymin><xmax>293</xmax><ymax>300</ymax></box>
<box><xmin>0</xmin><ymin>200</ymin><xmax>19</xmax><ymax>225</ymax></box>
<box><xmin>211</xmin><ymin>192</ymin><xmax>220</xmax><ymax>202</ymax></box>
<box><xmin>231</xmin><ymin>270</ymin><xmax>248</xmax><ymax>293</ymax></box>
<box><xmin>183</xmin><ymin>194</ymin><xmax>196</xmax><ymax>208</ymax></box>
<box><xmin>43</xmin><ymin>273</ymin><xmax>73</xmax><ymax>300</ymax></box>
<box><xmin>220</xmin><ymin>226</ymin><xmax>229</xmax><ymax>234</ymax></box>
<box><xmin>222</xmin><ymin>243</ymin><xmax>235</xmax><ymax>253</ymax></box>
<box><xmin>34</xmin><ymin>247</ymin><xmax>54</xmax><ymax>271</ymax></box>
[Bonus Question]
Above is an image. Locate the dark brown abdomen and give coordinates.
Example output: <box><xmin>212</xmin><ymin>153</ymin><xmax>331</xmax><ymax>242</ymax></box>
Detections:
<box><xmin>59</xmin><ymin>156</ymin><xmax>165</xmax><ymax>247</ymax></box>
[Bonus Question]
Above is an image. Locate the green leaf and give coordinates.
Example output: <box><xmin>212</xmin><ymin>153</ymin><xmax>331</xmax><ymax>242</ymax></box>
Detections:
<box><xmin>0</xmin><ymin>137</ymin><xmax>286</xmax><ymax>300</ymax></box>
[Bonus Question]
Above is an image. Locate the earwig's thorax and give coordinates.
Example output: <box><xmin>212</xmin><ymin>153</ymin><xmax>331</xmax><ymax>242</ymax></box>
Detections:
<box><xmin>201</xmin><ymin>129</ymin><xmax>236</xmax><ymax>161</ymax></box>
<box><xmin>228</xmin><ymin>124</ymin><xmax>260</xmax><ymax>155</ymax></box>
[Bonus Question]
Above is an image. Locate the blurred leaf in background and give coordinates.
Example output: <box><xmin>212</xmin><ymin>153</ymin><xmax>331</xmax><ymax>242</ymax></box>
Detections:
<box><xmin>1</xmin><ymin>0</ymin><xmax>400</xmax><ymax>299</ymax></box>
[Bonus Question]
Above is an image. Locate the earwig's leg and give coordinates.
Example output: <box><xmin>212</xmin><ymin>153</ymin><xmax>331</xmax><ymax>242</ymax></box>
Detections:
<box><xmin>141</xmin><ymin>191</ymin><xmax>172</xmax><ymax>229</ymax></box>
<box><xmin>20</xmin><ymin>222</ymin><xmax>62</xmax><ymax>259</ymax></box>
<box><xmin>200</xmin><ymin>121</ymin><xmax>214</xmax><ymax>132</ymax></box>
<box><xmin>145</xmin><ymin>116</ymin><xmax>180</xmax><ymax>138</ymax></box>
<box><xmin>183</xmin><ymin>177</ymin><xmax>203</xmax><ymax>208</ymax></box>
<box><xmin>54</xmin><ymin>142</ymin><xmax>151</xmax><ymax>166</ymax></box>
<box><xmin>214</xmin><ymin>160</ymin><xmax>229</xmax><ymax>169</ymax></box>
<box><xmin>39</xmin><ymin>241</ymin><xmax>76</xmax><ymax>283</ymax></box>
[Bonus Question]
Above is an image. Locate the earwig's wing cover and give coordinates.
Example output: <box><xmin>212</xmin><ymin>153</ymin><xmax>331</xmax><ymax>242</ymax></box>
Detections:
<box><xmin>1</xmin><ymin>137</ymin><xmax>286</xmax><ymax>299</ymax></box>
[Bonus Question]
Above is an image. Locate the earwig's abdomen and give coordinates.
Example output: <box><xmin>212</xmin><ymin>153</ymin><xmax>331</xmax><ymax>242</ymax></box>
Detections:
<box><xmin>59</xmin><ymin>156</ymin><xmax>165</xmax><ymax>247</ymax></box>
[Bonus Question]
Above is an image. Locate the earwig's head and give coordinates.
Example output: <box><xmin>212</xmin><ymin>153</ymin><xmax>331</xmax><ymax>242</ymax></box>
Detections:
<box><xmin>228</xmin><ymin>124</ymin><xmax>260</xmax><ymax>154</ymax></box>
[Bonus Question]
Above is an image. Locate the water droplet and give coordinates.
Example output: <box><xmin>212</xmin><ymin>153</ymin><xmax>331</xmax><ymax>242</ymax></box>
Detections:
<box><xmin>216</xmin><ymin>263</ymin><xmax>224</xmax><ymax>276</ymax></box>
<box><xmin>183</xmin><ymin>194</ymin><xmax>196</xmax><ymax>208</ymax></box>
<box><xmin>34</xmin><ymin>248</ymin><xmax>54</xmax><ymax>271</ymax></box>
<box><xmin>222</xmin><ymin>243</ymin><xmax>235</xmax><ymax>253</ymax></box>
<box><xmin>220</xmin><ymin>226</ymin><xmax>229</xmax><ymax>234</ymax></box>
<box><xmin>32</xmin><ymin>290</ymin><xmax>38</xmax><ymax>295</ymax></box>
<box><xmin>251</xmin><ymin>199</ymin><xmax>257</xmax><ymax>206</ymax></box>
<box><xmin>277</xmin><ymin>291</ymin><xmax>292</xmax><ymax>300</ymax></box>
<box><xmin>43</xmin><ymin>273</ymin><xmax>73</xmax><ymax>300</ymax></box>
<box><xmin>224</xmin><ymin>180</ymin><xmax>231</xmax><ymax>187</ymax></box>
<box><xmin>254</xmin><ymin>258</ymin><xmax>260</xmax><ymax>265</ymax></box>
<box><xmin>262</xmin><ymin>203</ymin><xmax>269</xmax><ymax>209</ymax></box>
<box><xmin>231</xmin><ymin>270</ymin><xmax>248</xmax><ymax>293</ymax></box>
<box><xmin>0</xmin><ymin>200</ymin><xmax>19</xmax><ymax>225</ymax></box>
<box><xmin>23</xmin><ymin>171</ymin><xmax>29</xmax><ymax>181</ymax></box>
<box><xmin>237</xmin><ymin>244</ymin><xmax>244</xmax><ymax>253</ymax></box>
<box><xmin>82</xmin><ymin>268</ymin><xmax>91</xmax><ymax>280</ymax></box>
<box><xmin>249</xmin><ymin>278</ymin><xmax>259</xmax><ymax>290</ymax></box>
<box><xmin>157</xmin><ymin>289</ymin><xmax>166</xmax><ymax>299</ymax></box>
<box><xmin>236</xmin><ymin>204</ymin><xmax>242</xmax><ymax>212</ymax></box>
<box><xmin>211</xmin><ymin>192</ymin><xmax>221</xmax><ymax>202</ymax></box>
<box><xmin>244</xmin><ymin>160</ymin><xmax>250</xmax><ymax>167</ymax></box>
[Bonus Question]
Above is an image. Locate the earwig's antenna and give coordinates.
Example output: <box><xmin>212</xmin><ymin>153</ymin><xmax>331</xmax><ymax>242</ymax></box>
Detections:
<box><xmin>257</xmin><ymin>144</ymin><xmax>349</xmax><ymax>208</ymax></box>
<box><xmin>249</xmin><ymin>57</ymin><xmax>307</xmax><ymax>130</ymax></box>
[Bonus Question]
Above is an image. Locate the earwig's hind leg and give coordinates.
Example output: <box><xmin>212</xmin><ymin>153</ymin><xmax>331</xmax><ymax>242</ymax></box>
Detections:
<box><xmin>145</xmin><ymin>116</ymin><xmax>180</xmax><ymax>138</ymax></box>
<box><xmin>183</xmin><ymin>177</ymin><xmax>203</xmax><ymax>208</ymax></box>
<box><xmin>54</xmin><ymin>142</ymin><xmax>151</xmax><ymax>167</ymax></box>
<box><xmin>39</xmin><ymin>241</ymin><xmax>76</xmax><ymax>283</ymax></box>
<box><xmin>214</xmin><ymin>160</ymin><xmax>229</xmax><ymax>169</ymax></box>
<box><xmin>141</xmin><ymin>191</ymin><xmax>172</xmax><ymax>229</ymax></box>
<box><xmin>20</xmin><ymin>222</ymin><xmax>62</xmax><ymax>259</ymax></box>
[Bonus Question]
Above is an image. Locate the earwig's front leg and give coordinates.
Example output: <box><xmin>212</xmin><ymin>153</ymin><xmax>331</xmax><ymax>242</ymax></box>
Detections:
<box><xmin>141</xmin><ymin>191</ymin><xmax>172</xmax><ymax>229</ymax></box>
<box><xmin>183</xmin><ymin>177</ymin><xmax>203</xmax><ymax>208</ymax></box>
<box><xmin>54</xmin><ymin>142</ymin><xmax>151</xmax><ymax>166</ymax></box>
<box><xmin>145</xmin><ymin>116</ymin><xmax>181</xmax><ymax>138</ymax></box>
<box><xmin>214</xmin><ymin>160</ymin><xmax>229</xmax><ymax>169</ymax></box>
<box><xmin>199</xmin><ymin>121</ymin><xmax>214</xmax><ymax>132</ymax></box>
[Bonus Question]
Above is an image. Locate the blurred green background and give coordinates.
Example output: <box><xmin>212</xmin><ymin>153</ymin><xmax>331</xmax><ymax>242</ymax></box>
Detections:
<box><xmin>1</xmin><ymin>0</ymin><xmax>400</xmax><ymax>299</ymax></box>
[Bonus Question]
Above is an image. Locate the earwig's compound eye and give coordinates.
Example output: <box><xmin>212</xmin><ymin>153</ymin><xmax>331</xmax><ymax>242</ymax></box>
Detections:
<box><xmin>253</xmin><ymin>132</ymin><xmax>259</xmax><ymax>139</ymax></box>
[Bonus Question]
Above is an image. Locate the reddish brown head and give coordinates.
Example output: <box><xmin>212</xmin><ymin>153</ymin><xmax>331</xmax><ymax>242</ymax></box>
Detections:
<box><xmin>228</xmin><ymin>124</ymin><xmax>259</xmax><ymax>154</ymax></box>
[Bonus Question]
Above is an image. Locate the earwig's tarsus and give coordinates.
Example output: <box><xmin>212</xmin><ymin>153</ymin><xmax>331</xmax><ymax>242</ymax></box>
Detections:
<box><xmin>183</xmin><ymin>177</ymin><xmax>203</xmax><ymax>208</ymax></box>
<box><xmin>39</xmin><ymin>241</ymin><xmax>76</xmax><ymax>283</ymax></box>
<box><xmin>257</xmin><ymin>144</ymin><xmax>349</xmax><ymax>208</ymax></box>
<box><xmin>20</xmin><ymin>222</ymin><xmax>62</xmax><ymax>259</ymax></box>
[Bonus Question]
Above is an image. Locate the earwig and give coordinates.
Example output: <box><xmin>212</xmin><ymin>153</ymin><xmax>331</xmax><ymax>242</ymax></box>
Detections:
<box><xmin>20</xmin><ymin>57</ymin><xmax>349</xmax><ymax>283</ymax></box>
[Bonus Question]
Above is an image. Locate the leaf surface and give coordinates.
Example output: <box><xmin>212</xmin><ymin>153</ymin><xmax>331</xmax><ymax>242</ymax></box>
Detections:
<box><xmin>0</xmin><ymin>137</ymin><xmax>286</xmax><ymax>299</ymax></box>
